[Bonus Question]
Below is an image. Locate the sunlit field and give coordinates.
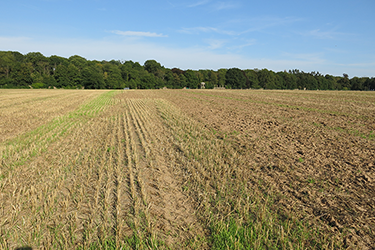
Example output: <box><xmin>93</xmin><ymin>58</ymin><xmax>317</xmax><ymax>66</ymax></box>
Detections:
<box><xmin>1</xmin><ymin>89</ymin><xmax>374</xmax><ymax>249</ymax></box>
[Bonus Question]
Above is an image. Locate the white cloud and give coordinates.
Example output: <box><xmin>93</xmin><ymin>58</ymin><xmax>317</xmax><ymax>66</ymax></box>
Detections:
<box><xmin>300</xmin><ymin>29</ymin><xmax>352</xmax><ymax>40</ymax></box>
<box><xmin>281</xmin><ymin>52</ymin><xmax>326</xmax><ymax>64</ymax></box>
<box><xmin>111</xmin><ymin>30</ymin><xmax>167</xmax><ymax>37</ymax></box>
<box><xmin>179</xmin><ymin>27</ymin><xmax>236</xmax><ymax>35</ymax></box>
<box><xmin>305</xmin><ymin>29</ymin><xmax>335</xmax><ymax>39</ymax></box>
<box><xmin>229</xmin><ymin>16</ymin><xmax>303</xmax><ymax>34</ymax></box>
<box><xmin>186</xmin><ymin>0</ymin><xmax>239</xmax><ymax>10</ymax></box>
<box><xmin>188</xmin><ymin>0</ymin><xmax>211</xmax><ymax>7</ymax></box>
<box><xmin>0</xmin><ymin>36</ymin><xmax>31</xmax><ymax>44</ymax></box>
<box><xmin>229</xmin><ymin>39</ymin><xmax>256</xmax><ymax>50</ymax></box>
<box><xmin>213</xmin><ymin>1</ymin><xmax>240</xmax><ymax>10</ymax></box>
<box><xmin>204</xmin><ymin>39</ymin><xmax>227</xmax><ymax>49</ymax></box>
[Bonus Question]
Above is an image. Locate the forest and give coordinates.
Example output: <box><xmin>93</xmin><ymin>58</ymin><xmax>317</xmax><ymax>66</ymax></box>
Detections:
<box><xmin>0</xmin><ymin>51</ymin><xmax>374</xmax><ymax>90</ymax></box>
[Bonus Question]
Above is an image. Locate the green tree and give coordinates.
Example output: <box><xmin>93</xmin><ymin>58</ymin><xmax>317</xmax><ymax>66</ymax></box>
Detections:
<box><xmin>280</xmin><ymin>71</ymin><xmax>297</xmax><ymax>89</ymax></box>
<box><xmin>10</xmin><ymin>62</ymin><xmax>33</xmax><ymax>88</ymax></box>
<box><xmin>69</xmin><ymin>55</ymin><xmax>87</xmax><ymax>71</ymax></box>
<box><xmin>305</xmin><ymin>73</ymin><xmax>319</xmax><ymax>90</ymax></box>
<box><xmin>11</xmin><ymin>51</ymin><xmax>25</xmax><ymax>63</ymax></box>
<box><xmin>81</xmin><ymin>65</ymin><xmax>105</xmax><ymax>89</ymax></box>
<box><xmin>25</xmin><ymin>52</ymin><xmax>45</xmax><ymax>66</ymax></box>
<box><xmin>25</xmin><ymin>52</ymin><xmax>50</xmax><ymax>76</ymax></box>
<box><xmin>244</xmin><ymin>69</ymin><xmax>260</xmax><ymax>88</ymax></box>
<box><xmin>217</xmin><ymin>69</ymin><xmax>227</xmax><ymax>87</ymax></box>
<box><xmin>164</xmin><ymin>70</ymin><xmax>174</xmax><ymax>88</ymax></box>
<box><xmin>184</xmin><ymin>70</ymin><xmax>199</xmax><ymax>89</ymax></box>
<box><xmin>132</xmin><ymin>62</ymin><xmax>143</xmax><ymax>70</ymax></box>
<box><xmin>225</xmin><ymin>68</ymin><xmax>247</xmax><ymax>89</ymax></box>
<box><xmin>128</xmin><ymin>79</ymin><xmax>138</xmax><ymax>89</ymax></box>
<box><xmin>0</xmin><ymin>51</ymin><xmax>15</xmax><ymax>79</ymax></box>
<box><xmin>324</xmin><ymin>75</ymin><xmax>335</xmax><ymax>90</ymax></box>
<box><xmin>258</xmin><ymin>69</ymin><xmax>277</xmax><ymax>89</ymax></box>
<box><xmin>103</xmin><ymin>63</ymin><xmax>124</xmax><ymax>89</ymax></box>
<box><xmin>364</xmin><ymin>77</ymin><xmax>375</xmax><ymax>90</ymax></box>
<box><xmin>338</xmin><ymin>73</ymin><xmax>350</xmax><ymax>90</ymax></box>
<box><xmin>350</xmin><ymin>77</ymin><xmax>366</xmax><ymax>90</ymax></box>
<box><xmin>50</xmin><ymin>55</ymin><xmax>69</xmax><ymax>69</ymax></box>
<box><xmin>179</xmin><ymin>74</ymin><xmax>187</xmax><ymax>89</ymax></box>
<box><xmin>67</xmin><ymin>64</ymin><xmax>81</xmax><ymax>88</ymax></box>
<box><xmin>275</xmin><ymin>72</ymin><xmax>286</xmax><ymax>89</ymax></box>
<box><xmin>369</xmin><ymin>78</ymin><xmax>375</xmax><ymax>90</ymax></box>
<box><xmin>144</xmin><ymin>60</ymin><xmax>162</xmax><ymax>75</ymax></box>
<box><xmin>140</xmin><ymin>73</ymin><xmax>157</xmax><ymax>89</ymax></box>
<box><xmin>173</xmin><ymin>73</ymin><xmax>182</xmax><ymax>88</ymax></box>
<box><xmin>31</xmin><ymin>71</ymin><xmax>44</xmax><ymax>84</ymax></box>
<box><xmin>208</xmin><ymin>71</ymin><xmax>218</xmax><ymax>89</ymax></box>
<box><xmin>43</xmin><ymin>75</ymin><xmax>57</xmax><ymax>88</ymax></box>
<box><xmin>54</xmin><ymin>64</ymin><xmax>70</xmax><ymax>88</ymax></box>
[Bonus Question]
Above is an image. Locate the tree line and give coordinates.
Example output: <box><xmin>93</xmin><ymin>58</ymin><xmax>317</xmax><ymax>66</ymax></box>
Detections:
<box><xmin>0</xmin><ymin>51</ymin><xmax>374</xmax><ymax>90</ymax></box>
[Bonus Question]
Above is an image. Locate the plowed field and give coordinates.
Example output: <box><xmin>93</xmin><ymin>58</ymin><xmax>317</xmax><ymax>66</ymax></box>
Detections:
<box><xmin>0</xmin><ymin>89</ymin><xmax>374</xmax><ymax>249</ymax></box>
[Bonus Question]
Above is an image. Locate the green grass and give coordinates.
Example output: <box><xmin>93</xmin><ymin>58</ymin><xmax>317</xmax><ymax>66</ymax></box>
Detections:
<box><xmin>209</xmin><ymin>198</ymin><xmax>335</xmax><ymax>250</ymax></box>
<box><xmin>0</xmin><ymin>90</ymin><xmax>117</xmax><ymax>178</ymax></box>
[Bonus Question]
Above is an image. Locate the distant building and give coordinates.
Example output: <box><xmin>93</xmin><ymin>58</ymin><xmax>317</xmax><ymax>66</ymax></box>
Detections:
<box><xmin>201</xmin><ymin>82</ymin><xmax>206</xmax><ymax>89</ymax></box>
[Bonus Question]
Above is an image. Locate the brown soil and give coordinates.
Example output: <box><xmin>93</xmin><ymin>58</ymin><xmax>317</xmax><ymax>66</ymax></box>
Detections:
<box><xmin>123</xmin><ymin>98</ymin><xmax>205</xmax><ymax>246</ymax></box>
<box><xmin>122</xmin><ymin>89</ymin><xmax>375</xmax><ymax>249</ymax></box>
<box><xmin>1</xmin><ymin>89</ymin><xmax>374</xmax><ymax>249</ymax></box>
<box><xmin>0</xmin><ymin>92</ymin><xmax>204</xmax><ymax>249</ymax></box>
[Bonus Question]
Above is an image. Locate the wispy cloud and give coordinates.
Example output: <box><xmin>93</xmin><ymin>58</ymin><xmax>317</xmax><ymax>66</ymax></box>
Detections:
<box><xmin>179</xmin><ymin>16</ymin><xmax>299</xmax><ymax>36</ymax></box>
<box><xmin>324</xmin><ymin>46</ymin><xmax>348</xmax><ymax>54</ymax></box>
<box><xmin>229</xmin><ymin>39</ymin><xmax>256</xmax><ymax>50</ymax></box>
<box><xmin>307</xmin><ymin>29</ymin><xmax>335</xmax><ymax>39</ymax></box>
<box><xmin>188</xmin><ymin>0</ymin><xmax>211</xmax><ymax>8</ymax></box>
<box><xmin>336</xmin><ymin>61</ymin><xmax>375</xmax><ymax>67</ymax></box>
<box><xmin>213</xmin><ymin>1</ymin><xmax>240</xmax><ymax>10</ymax></box>
<box><xmin>111</xmin><ymin>30</ymin><xmax>167</xmax><ymax>37</ymax></box>
<box><xmin>186</xmin><ymin>1</ymin><xmax>239</xmax><ymax>10</ymax></box>
<box><xmin>179</xmin><ymin>26</ymin><xmax>236</xmax><ymax>35</ymax></box>
<box><xmin>281</xmin><ymin>52</ymin><xmax>326</xmax><ymax>64</ymax></box>
<box><xmin>301</xmin><ymin>29</ymin><xmax>347</xmax><ymax>39</ymax></box>
<box><xmin>204</xmin><ymin>39</ymin><xmax>227</xmax><ymax>49</ymax></box>
<box><xmin>229</xmin><ymin>16</ymin><xmax>303</xmax><ymax>34</ymax></box>
<box><xmin>179</xmin><ymin>16</ymin><xmax>300</xmax><ymax>39</ymax></box>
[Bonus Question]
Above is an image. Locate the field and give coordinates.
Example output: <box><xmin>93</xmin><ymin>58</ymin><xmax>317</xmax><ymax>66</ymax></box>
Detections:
<box><xmin>0</xmin><ymin>89</ymin><xmax>374</xmax><ymax>249</ymax></box>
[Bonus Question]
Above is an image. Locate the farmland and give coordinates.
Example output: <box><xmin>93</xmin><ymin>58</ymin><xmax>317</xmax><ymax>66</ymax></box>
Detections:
<box><xmin>0</xmin><ymin>89</ymin><xmax>374</xmax><ymax>249</ymax></box>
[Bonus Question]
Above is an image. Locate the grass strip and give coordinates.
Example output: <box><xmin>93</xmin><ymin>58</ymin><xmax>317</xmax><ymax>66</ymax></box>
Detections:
<box><xmin>0</xmin><ymin>90</ymin><xmax>117</xmax><ymax>177</ymax></box>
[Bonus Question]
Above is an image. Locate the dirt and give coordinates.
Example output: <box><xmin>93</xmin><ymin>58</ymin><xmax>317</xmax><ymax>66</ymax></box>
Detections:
<box><xmin>0</xmin><ymin>93</ymin><xmax>205</xmax><ymax>248</ymax></box>
<box><xmin>123</xmin><ymin>98</ymin><xmax>205</xmax><ymax>246</ymax></box>
<box><xmin>127</xmin><ymin>89</ymin><xmax>375</xmax><ymax>249</ymax></box>
<box><xmin>1</xmin><ymin>89</ymin><xmax>374</xmax><ymax>248</ymax></box>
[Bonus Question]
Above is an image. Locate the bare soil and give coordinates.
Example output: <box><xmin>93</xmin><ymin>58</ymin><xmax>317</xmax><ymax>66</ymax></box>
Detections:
<box><xmin>1</xmin><ymin>89</ymin><xmax>374</xmax><ymax>249</ymax></box>
<box><xmin>123</xmin><ymin>89</ymin><xmax>375</xmax><ymax>249</ymax></box>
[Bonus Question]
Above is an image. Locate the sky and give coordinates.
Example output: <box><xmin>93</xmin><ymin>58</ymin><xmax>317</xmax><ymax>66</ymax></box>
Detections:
<box><xmin>1</xmin><ymin>0</ymin><xmax>375</xmax><ymax>77</ymax></box>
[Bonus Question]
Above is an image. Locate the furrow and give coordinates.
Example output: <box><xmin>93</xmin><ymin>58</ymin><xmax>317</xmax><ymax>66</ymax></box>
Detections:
<box><xmin>123</xmin><ymin>108</ymin><xmax>141</xmax><ymax>232</ymax></box>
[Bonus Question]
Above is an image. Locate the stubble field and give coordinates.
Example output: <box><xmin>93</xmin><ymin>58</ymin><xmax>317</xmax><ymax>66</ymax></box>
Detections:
<box><xmin>0</xmin><ymin>89</ymin><xmax>374</xmax><ymax>249</ymax></box>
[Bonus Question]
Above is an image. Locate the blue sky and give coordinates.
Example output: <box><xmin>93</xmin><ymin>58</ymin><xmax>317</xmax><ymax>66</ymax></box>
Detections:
<box><xmin>1</xmin><ymin>0</ymin><xmax>374</xmax><ymax>77</ymax></box>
